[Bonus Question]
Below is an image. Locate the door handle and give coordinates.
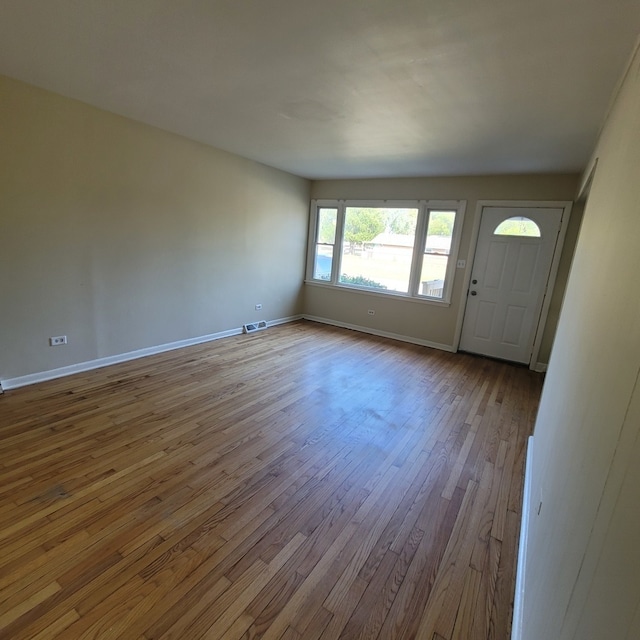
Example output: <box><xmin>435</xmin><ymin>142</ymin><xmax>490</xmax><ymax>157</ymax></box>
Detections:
<box><xmin>470</xmin><ymin>291</ymin><xmax>477</xmax><ymax>296</ymax></box>
<box><xmin>472</xmin><ymin>279</ymin><xmax>478</xmax><ymax>284</ymax></box>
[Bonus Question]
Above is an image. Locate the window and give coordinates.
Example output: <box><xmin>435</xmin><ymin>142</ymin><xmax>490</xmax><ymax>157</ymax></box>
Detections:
<box><xmin>493</xmin><ymin>216</ymin><xmax>541</xmax><ymax>237</ymax></box>
<box><xmin>306</xmin><ymin>199</ymin><xmax>466</xmax><ymax>303</ymax></box>
<box><xmin>419</xmin><ymin>210</ymin><xmax>456</xmax><ymax>298</ymax></box>
<box><xmin>340</xmin><ymin>206</ymin><xmax>418</xmax><ymax>292</ymax></box>
<box><xmin>313</xmin><ymin>207</ymin><xmax>337</xmax><ymax>280</ymax></box>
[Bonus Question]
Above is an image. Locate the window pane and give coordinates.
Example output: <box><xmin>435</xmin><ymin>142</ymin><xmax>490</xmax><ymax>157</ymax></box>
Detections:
<box><xmin>424</xmin><ymin>211</ymin><xmax>455</xmax><ymax>254</ymax></box>
<box><xmin>312</xmin><ymin>207</ymin><xmax>337</xmax><ymax>280</ymax></box>
<box><xmin>494</xmin><ymin>216</ymin><xmax>541</xmax><ymax>237</ymax></box>
<box><xmin>317</xmin><ymin>208</ymin><xmax>337</xmax><ymax>244</ymax></box>
<box><xmin>419</xmin><ymin>210</ymin><xmax>456</xmax><ymax>298</ymax></box>
<box><xmin>339</xmin><ymin>207</ymin><xmax>417</xmax><ymax>292</ymax></box>
<box><xmin>313</xmin><ymin>246</ymin><xmax>333</xmax><ymax>280</ymax></box>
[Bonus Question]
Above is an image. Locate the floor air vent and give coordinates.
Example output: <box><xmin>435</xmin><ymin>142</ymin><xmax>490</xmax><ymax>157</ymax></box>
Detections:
<box><xmin>243</xmin><ymin>320</ymin><xmax>268</xmax><ymax>334</ymax></box>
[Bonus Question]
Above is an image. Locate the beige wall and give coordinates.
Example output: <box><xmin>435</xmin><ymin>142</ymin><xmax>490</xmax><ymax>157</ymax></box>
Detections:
<box><xmin>0</xmin><ymin>73</ymin><xmax>580</xmax><ymax>387</ymax></box>
<box><xmin>307</xmin><ymin>175</ymin><xmax>582</xmax><ymax>360</ymax></box>
<box><xmin>0</xmin><ymin>75</ymin><xmax>310</xmax><ymax>383</ymax></box>
<box><xmin>521</xmin><ymin>41</ymin><xmax>640</xmax><ymax>639</ymax></box>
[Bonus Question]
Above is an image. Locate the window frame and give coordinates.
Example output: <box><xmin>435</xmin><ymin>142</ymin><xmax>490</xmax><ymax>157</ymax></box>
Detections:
<box><xmin>311</xmin><ymin>205</ymin><xmax>339</xmax><ymax>281</ymax></box>
<box><xmin>305</xmin><ymin>199</ymin><xmax>466</xmax><ymax>304</ymax></box>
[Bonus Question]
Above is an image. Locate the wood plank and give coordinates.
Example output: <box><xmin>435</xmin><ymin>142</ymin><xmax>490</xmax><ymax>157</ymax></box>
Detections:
<box><xmin>0</xmin><ymin>321</ymin><xmax>541</xmax><ymax>639</ymax></box>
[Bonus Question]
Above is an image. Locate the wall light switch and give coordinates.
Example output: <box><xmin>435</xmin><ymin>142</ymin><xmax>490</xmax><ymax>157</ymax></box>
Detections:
<box><xmin>456</xmin><ymin>260</ymin><xmax>466</xmax><ymax>268</ymax></box>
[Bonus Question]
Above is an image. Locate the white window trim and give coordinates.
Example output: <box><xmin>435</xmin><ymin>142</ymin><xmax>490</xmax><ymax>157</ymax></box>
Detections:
<box><xmin>305</xmin><ymin>199</ymin><xmax>466</xmax><ymax>305</ymax></box>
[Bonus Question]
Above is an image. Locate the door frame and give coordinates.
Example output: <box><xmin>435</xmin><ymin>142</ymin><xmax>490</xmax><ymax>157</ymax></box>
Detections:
<box><xmin>453</xmin><ymin>200</ymin><xmax>573</xmax><ymax>371</ymax></box>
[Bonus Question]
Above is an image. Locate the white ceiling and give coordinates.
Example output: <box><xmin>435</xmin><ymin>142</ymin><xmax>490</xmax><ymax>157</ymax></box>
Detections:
<box><xmin>1</xmin><ymin>1</ymin><xmax>639</xmax><ymax>179</ymax></box>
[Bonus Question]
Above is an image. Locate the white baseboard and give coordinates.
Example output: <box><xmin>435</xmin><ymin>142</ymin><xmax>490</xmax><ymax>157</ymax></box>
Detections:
<box><xmin>302</xmin><ymin>314</ymin><xmax>454</xmax><ymax>353</ymax></box>
<box><xmin>1</xmin><ymin>315</ymin><xmax>302</xmax><ymax>391</ymax></box>
<box><xmin>267</xmin><ymin>315</ymin><xmax>303</xmax><ymax>328</ymax></box>
<box><xmin>512</xmin><ymin>435</ymin><xmax>535</xmax><ymax>640</ymax></box>
<box><xmin>532</xmin><ymin>362</ymin><xmax>548</xmax><ymax>373</ymax></box>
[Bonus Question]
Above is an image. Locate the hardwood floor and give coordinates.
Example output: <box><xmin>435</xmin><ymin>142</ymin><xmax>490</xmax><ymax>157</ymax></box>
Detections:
<box><xmin>0</xmin><ymin>320</ymin><xmax>543</xmax><ymax>639</ymax></box>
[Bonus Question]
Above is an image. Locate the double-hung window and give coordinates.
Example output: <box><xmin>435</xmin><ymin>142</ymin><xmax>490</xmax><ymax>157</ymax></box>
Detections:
<box><xmin>306</xmin><ymin>200</ymin><xmax>465</xmax><ymax>303</ymax></box>
<box><xmin>311</xmin><ymin>206</ymin><xmax>338</xmax><ymax>281</ymax></box>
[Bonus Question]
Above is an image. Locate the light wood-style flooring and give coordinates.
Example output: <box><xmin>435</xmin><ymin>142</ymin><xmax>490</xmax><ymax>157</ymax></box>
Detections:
<box><xmin>0</xmin><ymin>320</ymin><xmax>542</xmax><ymax>639</ymax></box>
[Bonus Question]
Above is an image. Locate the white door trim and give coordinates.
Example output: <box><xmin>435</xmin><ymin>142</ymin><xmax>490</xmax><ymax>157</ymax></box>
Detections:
<box><xmin>453</xmin><ymin>200</ymin><xmax>573</xmax><ymax>370</ymax></box>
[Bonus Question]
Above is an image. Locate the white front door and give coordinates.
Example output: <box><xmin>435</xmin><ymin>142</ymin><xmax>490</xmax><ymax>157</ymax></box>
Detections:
<box><xmin>459</xmin><ymin>206</ymin><xmax>563</xmax><ymax>364</ymax></box>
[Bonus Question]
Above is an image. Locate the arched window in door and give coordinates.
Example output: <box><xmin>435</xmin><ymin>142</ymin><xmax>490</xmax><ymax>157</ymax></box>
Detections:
<box><xmin>493</xmin><ymin>216</ymin><xmax>541</xmax><ymax>237</ymax></box>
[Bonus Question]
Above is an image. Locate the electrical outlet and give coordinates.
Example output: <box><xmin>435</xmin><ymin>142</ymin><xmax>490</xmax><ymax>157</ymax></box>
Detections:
<box><xmin>255</xmin><ymin>303</ymin><xmax>262</xmax><ymax>311</ymax></box>
<box><xmin>50</xmin><ymin>336</ymin><xmax>67</xmax><ymax>346</ymax></box>
<box><xmin>368</xmin><ymin>309</ymin><xmax>375</xmax><ymax>315</ymax></box>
